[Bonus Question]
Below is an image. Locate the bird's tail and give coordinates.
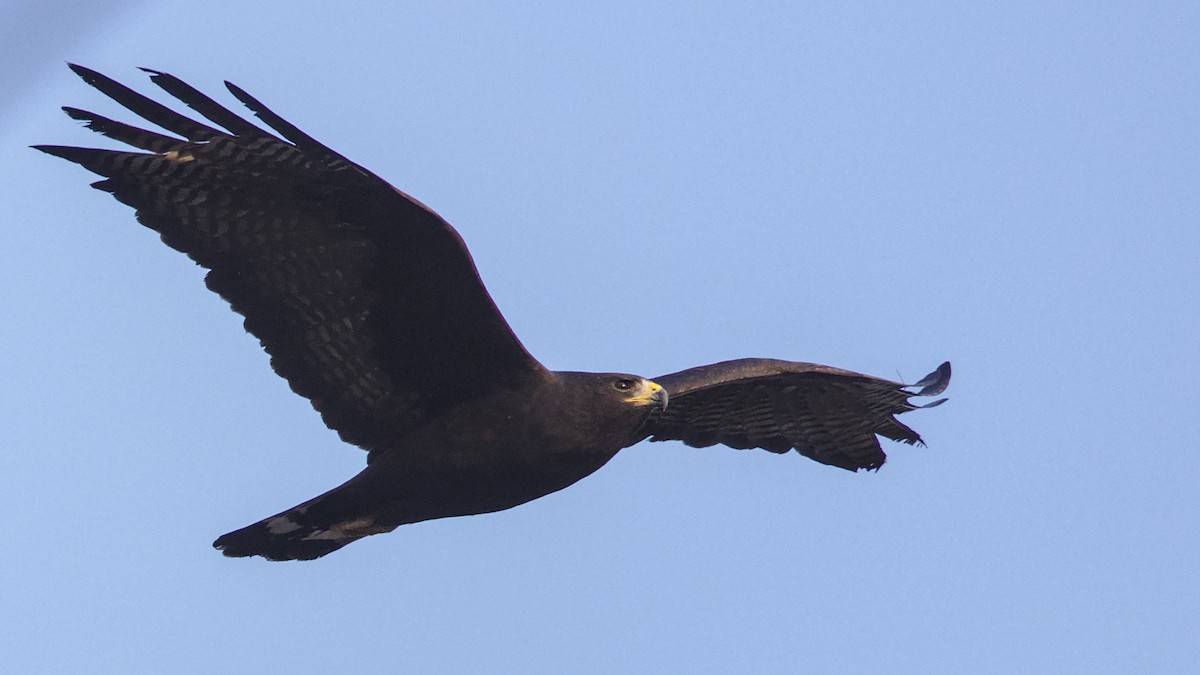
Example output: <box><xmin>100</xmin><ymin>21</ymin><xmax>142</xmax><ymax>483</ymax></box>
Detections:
<box><xmin>213</xmin><ymin>474</ymin><xmax>396</xmax><ymax>561</ymax></box>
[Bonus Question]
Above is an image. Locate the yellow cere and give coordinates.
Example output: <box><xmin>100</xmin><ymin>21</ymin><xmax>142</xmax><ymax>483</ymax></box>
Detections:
<box><xmin>628</xmin><ymin>380</ymin><xmax>665</xmax><ymax>405</ymax></box>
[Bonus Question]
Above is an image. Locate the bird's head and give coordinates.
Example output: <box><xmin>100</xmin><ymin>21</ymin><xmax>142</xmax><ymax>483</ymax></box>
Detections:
<box><xmin>552</xmin><ymin>371</ymin><xmax>669</xmax><ymax>415</ymax></box>
<box><xmin>610</xmin><ymin>375</ymin><xmax>668</xmax><ymax>410</ymax></box>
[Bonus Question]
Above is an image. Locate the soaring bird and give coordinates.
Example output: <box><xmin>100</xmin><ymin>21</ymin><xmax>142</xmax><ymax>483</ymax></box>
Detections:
<box><xmin>37</xmin><ymin>66</ymin><xmax>950</xmax><ymax>561</ymax></box>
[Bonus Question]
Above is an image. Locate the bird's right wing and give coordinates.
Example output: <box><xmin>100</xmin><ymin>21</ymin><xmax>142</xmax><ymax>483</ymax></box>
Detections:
<box><xmin>36</xmin><ymin>66</ymin><xmax>547</xmax><ymax>458</ymax></box>
<box><xmin>637</xmin><ymin>360</ymin><xmax>950</xmax><ymax>471</ymax></box>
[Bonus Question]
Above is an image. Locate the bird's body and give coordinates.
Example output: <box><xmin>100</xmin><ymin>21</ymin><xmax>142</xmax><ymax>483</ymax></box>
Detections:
<box><xmin>39</xmin><ymin>66</ymin><xmax>950</xmax><ymax>561</ymax></box>
<box><xmin>218</xmin><ymin>372</ymin><xmax>663</xmax><ymax>560</ymax></box>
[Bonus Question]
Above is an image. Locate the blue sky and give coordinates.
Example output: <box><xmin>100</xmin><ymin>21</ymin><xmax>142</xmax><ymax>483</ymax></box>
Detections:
<box><xmin>2</xmin><ymin>1</ymin><xmax>1197</xmax><ymax>672</ymax></box>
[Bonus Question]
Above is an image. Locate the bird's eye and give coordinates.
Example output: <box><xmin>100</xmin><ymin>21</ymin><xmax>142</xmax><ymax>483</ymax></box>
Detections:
<box><xmin>613</xmin><ymin>379</ymin><xmax>636</xmax><ymax>391</ymax></box>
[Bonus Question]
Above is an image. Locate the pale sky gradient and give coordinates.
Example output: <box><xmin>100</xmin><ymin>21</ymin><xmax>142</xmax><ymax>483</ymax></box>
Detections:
<box><xmin>2</xmin><ymin>2</ymin><xmax>1197</xmax><ymax>673</ymax></box>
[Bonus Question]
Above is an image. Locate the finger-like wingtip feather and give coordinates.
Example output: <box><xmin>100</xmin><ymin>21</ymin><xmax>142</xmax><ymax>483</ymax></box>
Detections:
<box><xmin>66</xmin><ymin>62</ymin><xmax>98</xmax><ymax>82</ymax></box>
<box><xmin>60</xmin><ymin>106</ymin><xmax>182</xmax><ymax>152</ymax></box>
<box><xmin>222</xmin><ymin>79</ymin><xmax>349</xmax><ymax>163</ymax></box>
<box><xmin>912</xmin><ymin>361</ymin><xmax>951</xmax><ymax>397</ymax></box>
<box><xmin>31</xmin><ymin>144</ymin><xmax>80</xmax><ymax>160</ymax></box>
<box><xmin>143</xmin><ymin>68</ymin><xmax>267</xmax><ymax>138</ymax></box>
<box><xmin>64</xmin><ymin>64</ymin><xmax>222</xmax><ymax>141</ymax></box>
<box><xmin>223</xmin><ymin>80</ymin><xmax>316</xmax><ymax>146</ymax></box>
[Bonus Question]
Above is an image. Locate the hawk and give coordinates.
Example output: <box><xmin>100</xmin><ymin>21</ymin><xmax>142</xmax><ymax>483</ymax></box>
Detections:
<box><xmin>37</xmin><ymin>66</ymin><xmax>950</xmax><ymax>561</ymax></box>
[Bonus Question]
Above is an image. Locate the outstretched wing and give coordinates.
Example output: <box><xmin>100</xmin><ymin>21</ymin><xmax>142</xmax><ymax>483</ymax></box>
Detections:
<box><xmin>637</xmin><ymin>360</ymin><xmax>950</xmax><ymax>471</ymax></box>
<box><xmin>36</xmin><ymin>65</ymin><xmax>546</xmax><ymax>458</ymax></box>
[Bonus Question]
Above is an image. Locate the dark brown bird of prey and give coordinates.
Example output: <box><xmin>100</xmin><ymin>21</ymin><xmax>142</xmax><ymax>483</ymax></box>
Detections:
<box><xmin>36</xmin><ymin>66</ymin><xmax>951</xmax><ymax>561</ymax></box>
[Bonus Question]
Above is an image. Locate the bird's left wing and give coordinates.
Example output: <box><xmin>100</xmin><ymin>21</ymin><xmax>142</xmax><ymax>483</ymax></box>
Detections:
<box><xmin>35</xmin><ymin>66</ymin><xmax>547</xmax><ymax>458</ymax></box>
<box><xmin>635</xmin><ymin>360</ymin><xmax>950</xmax><ymax>471</ymax></box>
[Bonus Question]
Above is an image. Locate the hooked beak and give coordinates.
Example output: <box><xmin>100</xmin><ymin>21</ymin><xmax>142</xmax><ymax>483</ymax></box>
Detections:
<box><xmin>630</xmin><ymin>380</ymin><xmax>668</xmax><ymax>410</ymax></box>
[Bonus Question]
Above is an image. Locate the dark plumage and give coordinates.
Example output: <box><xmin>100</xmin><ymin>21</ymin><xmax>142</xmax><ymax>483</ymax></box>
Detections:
<box><xmin>37</xmin><ymin>66</ymin><xmax>951</xmax><ymax>561</ymax></box>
